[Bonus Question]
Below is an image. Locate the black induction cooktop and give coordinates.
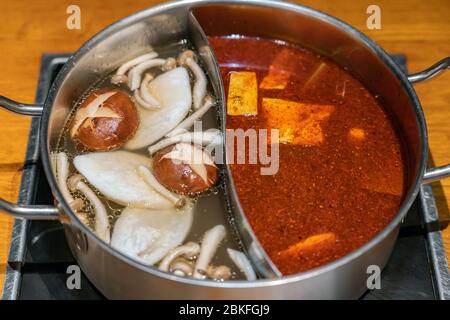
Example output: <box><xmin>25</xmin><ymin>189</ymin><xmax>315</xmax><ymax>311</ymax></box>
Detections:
<box><xmin>2</xmin><ymin>54</ymin><xmax>449</xmax><ymax>300</ymax></box>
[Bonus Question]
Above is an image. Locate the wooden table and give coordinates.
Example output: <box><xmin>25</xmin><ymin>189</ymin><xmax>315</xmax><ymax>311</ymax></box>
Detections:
<box><xmin>1</xmin><ymin>0</ymin><xmax>449</xmax><ymax>296</ymax></box>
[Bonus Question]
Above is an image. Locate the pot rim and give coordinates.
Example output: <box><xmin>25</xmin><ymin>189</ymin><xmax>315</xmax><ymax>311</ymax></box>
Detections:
<box><xmin>40</xmin><ymin>0</ymin><xmax>428</xmax><ymax>288</ymax></box>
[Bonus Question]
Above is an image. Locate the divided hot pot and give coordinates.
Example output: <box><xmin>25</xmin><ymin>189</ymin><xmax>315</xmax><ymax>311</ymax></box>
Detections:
<box><xmin>0</xmin><ymin>0</ymin><xmax>449</xmax><ymax>299</ymax></box>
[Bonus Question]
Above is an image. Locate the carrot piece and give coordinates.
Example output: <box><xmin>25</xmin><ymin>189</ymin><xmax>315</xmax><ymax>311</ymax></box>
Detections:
<box><xmin>227</xmin><ymin>71</ymin><xmax>258</xmax><ymax>116</ymax></box>
<box><xmin>278</xmin><ymin>232</ymin><xmax>336</xmax><ymax>257</ymax></box>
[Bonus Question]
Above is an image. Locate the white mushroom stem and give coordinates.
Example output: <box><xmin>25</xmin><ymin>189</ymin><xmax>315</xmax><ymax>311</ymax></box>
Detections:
<box><xmin>159</xmin><ymin>242</ymin><xmax>200</xmax><ymax>272</ymax></box>
<box><xmin>55</xmin><ymin>152</ymin><xmax>74</xmax><ymax>204</ymax></box>
<box><xmin>227</xmin><ymin>248</ymin><xmax>257</xmax><ymax>281</ymax></box>
<box><xmin>170</xmin><ymin>260</ymin><xmax>193</xmax><ymax>276</ymax></box>
<box><xmin>128</xmin><ymin>58</ymin><xmax>166</xmax><ymax>90</ymax></box>
<box><xmin>137</xmin><ymin>73</ymin><xmax>160</xmax><ymax>108</ymax></box>
<box><xmin>134</xmin><ymin>89</ymin><xmax>159</xmax><ymax>110</ymax></box>
<box><xmin>116</xmin><ymin>52</ymin><xmax>158</xmax><ymax>76</ymax></box>
<box><xmin>193</xmin><ymin>225</ymin><xmax>226</xmax><ymax>279</ymax></box>
<box><xmin>137</xmin><ymin>165</ymin><xmax>185</xmax><ymax>207</ymax></box>
<box><xmin>178</xmin><ymin>51</ymin><xmax>206</xmax><ymax>110</ymax></box>
<box><xmin>68</xmin><ymin>174</ymin><xmax>110</xmax><ymax>244</ymax></box>
<box><xmin>165</xmin><ymin>96</ymin><xmax>215</xmax><ymax>137</ymax></box>
<box><xmin>55</xmin><ymin>152</ymin><xmax>84</xmax><ymax>213</ymax></box>
<box><xmin>148</xmin><ymin>130</ymin><xmax>222</xmax><ymax>155</ymax></box>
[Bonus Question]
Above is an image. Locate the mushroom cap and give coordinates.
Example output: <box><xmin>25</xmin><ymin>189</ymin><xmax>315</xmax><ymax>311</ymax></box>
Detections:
<box><xmin>209</xmin><ymin>265</ymin><xmax>232</xmax><ymax>281</ymax></box>
<box><xmin>71</xmin><ymin>88</ymin><xmax>139</xmax><ymax>151</ymax></box>
<box><xmin>177</xmin><ymin>50</ymin><xmax>196</xmax><ymax>65</ymax></box>
<box><xmin>153</xmin><ymin>144</ymin><xmax>218</xmax><ymax>196</ymax></box>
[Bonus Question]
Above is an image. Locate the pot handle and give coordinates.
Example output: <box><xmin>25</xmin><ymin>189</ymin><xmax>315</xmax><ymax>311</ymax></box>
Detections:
<box><xmin>0</xmin><ymin>96</ymin><xmax>60</xmax><ymax>220</ymax></box>
<box><xmin>407</xmin><ymin>57</ymin><xmax>450</xmax><ymax>184</ymax></box>
<box><xmin>0</xmin><ymin>199</ymin><xmax>59</xmax><ymax>220</ymax></box>
<box><xmin>0</xmin><ymin>95</ymin><xmax>44</xmax><ymax>116</ymax></box>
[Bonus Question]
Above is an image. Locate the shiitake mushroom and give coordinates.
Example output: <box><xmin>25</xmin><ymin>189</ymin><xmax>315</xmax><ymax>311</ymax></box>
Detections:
<box><xmin>152</xmin><ymin>143</ymin><xmax>218</xmax><ymax>195</ymax></box>
<box><xmin>70</xmin><ymin>88</ymin><xmax>139</xmax><ymax>151</ymax></box>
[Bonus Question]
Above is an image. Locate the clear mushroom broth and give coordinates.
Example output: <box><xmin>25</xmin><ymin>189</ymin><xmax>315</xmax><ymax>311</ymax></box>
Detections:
<box><xmin>55</xmin><ymin>40</ymin><xmax>245</xmax><ymax>280</ymax></box>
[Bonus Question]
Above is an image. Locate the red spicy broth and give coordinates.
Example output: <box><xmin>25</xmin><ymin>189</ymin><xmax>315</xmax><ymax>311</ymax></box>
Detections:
<box><xmin>209</xmin><ymin>36</ymin><xmax>407</xmax><ymax>275</ymax></box>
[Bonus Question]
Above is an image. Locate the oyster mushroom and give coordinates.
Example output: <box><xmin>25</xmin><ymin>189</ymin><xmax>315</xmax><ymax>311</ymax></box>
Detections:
<box><xmin>137</xmin><ymin>165</ymin><xmax>185</xmax><ymax>207</ymax></box>
<box><xmin>178</xmin><ymin>50</ymin><xmax>207</xmax><ymax>110</ymax></box>
<box><xmin>152</xmin><ymin>143</ymin><xmax>218</xmax><ymax>195</ymax></box>
<box><xmin>70</xmin><ymin>89</ymin><xmax>139</xmax><ymax>151</ymax></box>
<box><xmin>165</xmin><ymin>96</ymin><xmax>215</xmax><ymax>137</ymax></box>
<box><xmin>227</xmin><ymin>248</ymin><xmax>257</xmax><ymax>281</ymax></box>
<box><xmin>73</xmin><ymin>151</ymin><xmax>173</xmax><ymax>209</ymax></box>
<box><xmin>110</xmin><ymin>203</ymin><xmax>194</xmax><ymax>265</ymax></box>
<box><xmin>125</xmin><ymin>67</ymin><xmax>192</xmax><ymax>150</ymax></box>
<box><xmin>193</xmin><ymin>225</ymin><xmax>226</xmax><ymax>279</ymax></box>
<box><xmin>148</xmin><ymin>130</ymin><xmax>222</xmax><ymax>155</ymax></box>
<box><xmin>67</xmin><ymin>174</ymin><xmax>110</xmax><ymax>244</ymax></box>
<box><xmin>159</xmin><ymin>242</ymin><xmax>200</xmax><ymax>272</ymax></box>
<box><xmin>128</xmin><ymin>58</ymin><xmax>166</xmax><ymax>91</ymax></box>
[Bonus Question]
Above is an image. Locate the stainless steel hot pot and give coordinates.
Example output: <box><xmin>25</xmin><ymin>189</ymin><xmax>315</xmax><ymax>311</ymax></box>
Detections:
<box><xmin>1</xmin><ymin>0</ymin><xmax>449</xmax><ymax>299</ymax></box>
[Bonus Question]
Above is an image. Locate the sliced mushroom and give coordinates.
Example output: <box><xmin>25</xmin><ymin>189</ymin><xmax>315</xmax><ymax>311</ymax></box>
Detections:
<box><xmin>125</xmin><ymin>67</ymin><xmax>192</xmax><ymax>150</ymax></box>
<box><xmin>148</xmin><ymin>130</ymin><xmax>222</xmax><ymax>155</ymax></box>
<box><xmin>193</xmin><ymin>225</ymin><xmax>226</xmax><ymax>279</ymax></box>
<box><xmin>73</xmin><ymin>151</ymin><xmax>173</xmax><ymax>209</ymax></box>
<box><xmin>165</xmin><ymin>96</ymin><xmax>215</xmax><ymax>137</ymax></box>
<box><xmin>178</xmin><ymin>50</ymin><xmax>207</xmax><ymax>110</ymax></box>
<box><xmin>227</xmin><ymin>248</ymin><xmax>257</xmax><ymax>281</ymax></box>
<box><xmin>128</xmin><ymin>58</ymin><xmax>166</xmax><ymax>91</ymax></box>
<box><xmin>68</xmin><ymin>174</ymin><xmax>110</xmax><ymax>244</ymax></box>
<box><xmin>159</xmin><ymin>242</ymin><xmax>200</xmax><ymax>272</ymax></box>
<box><xmin>111</xmin><ymin>204</ymin><xmax>194</xmax><ymax>266</ymax></box>
<box><xmin>137</xmin><ymin>165</ymin><xmax>185</xmax><ymax>207</ymax></box>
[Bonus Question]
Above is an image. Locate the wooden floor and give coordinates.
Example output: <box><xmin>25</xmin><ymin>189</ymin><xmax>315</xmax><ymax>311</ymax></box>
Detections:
<box><xmin>0</xmin><ymin>0</ymin><xmax>449</xmax><ymax>296</ymax></box>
